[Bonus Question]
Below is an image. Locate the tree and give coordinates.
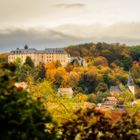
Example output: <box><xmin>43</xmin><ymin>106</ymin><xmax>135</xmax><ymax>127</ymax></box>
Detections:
<box><xmin>20</xmin><ymin>64</ymin><xmax>32</xmax><ymax>81</ymax></box>
<box><xmin>29</xmin><ymin>80</ymin><xmax>55</xmax><ymax>100</ymax></box>
<box><xmin>120</xmin><ymin>56</ymin><xmax>132</xmax><ymax>71</ymax></box>
<box><xmin>54</xmin><ymin>60</ymin><xmax>62</xmax><ymax>68</ymax></box>
<box><xmin>93</xmin><ymin>91</ymin><xmax>110</xmax><ymax>103</ymax></box>
<box><xmin>128</xmin><ymin>45</ymin><xmax>140</xmax><ymax>61</ymax></box>
<box><xmin>78</xmin><ymin>72</ymin><xmax>96</xmax><ymax>94</ymax></box>
<box><xmin>14</xmin><ymin>58</ymin><xmax>23</xmax><ymax>81</ymax></box>
<box><xmin>37</xmin><ymin>64</ymin><xmax>46</xmax><ymax>80</ymax></box>
<box><xmin>0</xmin><ymin>54</ymin><xmax>8</xmax><ymax>63</ymax></box>
<box><xmin>0</xmin><ymin>63</ymin><xmax>55</xmax><ymax>140</ymax></box>
<box><xmin>93</xmin><ymin>56</ymin><xmax>108</xmax><ymax>66</ymax></box>
<box><xmin>95</xmin><ymin>82</ymin><xmax>108</xmax><ymax>92</ymax></box>
<box><xmin>54</xmin><ymin>68</ymin><xmax>65</xmax><ymax>88</ymax></box>
<box><xmin>103</xmin><ymin>72</ymin><xmax>116</xmax><ymax>87</ymax></box>
<box><xmin>24</xmin><ymin>44</ymin><xmax>29</xmax><ymax>49</ymax></box>
<box><xmin>24</xmin><ymin>56</ymin><xmax>34</xmax><ymax>68</ymax></box>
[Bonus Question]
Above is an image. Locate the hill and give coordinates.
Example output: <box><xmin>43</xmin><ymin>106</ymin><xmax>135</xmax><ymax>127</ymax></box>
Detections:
<box><xmin>65</xmin><ymin>42</ymin><xmax>140</xmax><ymax>71</ymax></box>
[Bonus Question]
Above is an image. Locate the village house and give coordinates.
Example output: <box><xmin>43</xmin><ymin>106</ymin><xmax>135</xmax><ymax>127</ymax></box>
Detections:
<box><xmin>58</xmin><ymin>88</ymin><xmax>74</xmax><ymax>98</ymax></box>
<box><xmin>15</xmin><ymin>82</ymin><xmax>28</xmax><ymax>90</ymax></box>
<box><xmin>97</xmin><ymin>97</ymin><xmax>118</xmax><ymax>110</ymax></box>
<box><xmin>103</xmin><ymin>97</ymin><xmax>118</xmax><ymax>105</ymax></box>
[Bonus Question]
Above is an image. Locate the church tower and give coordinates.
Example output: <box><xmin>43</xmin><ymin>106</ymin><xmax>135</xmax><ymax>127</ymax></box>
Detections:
<box><xmin>127</xmin><ymin>71</ymin><xmax>135</xmax><ymax>95</ymax></box>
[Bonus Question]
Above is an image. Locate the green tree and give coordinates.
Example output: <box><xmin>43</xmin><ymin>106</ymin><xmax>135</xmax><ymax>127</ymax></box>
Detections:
<box><xmin>128</xmin><ymin>45</ymin><xmax>140</xmax><ymax>61</ymax></box>
<box><xmin>95</xmin><ymin>82</ymin><xmax>108</xmax><ymax>92</ymax></box>
<box><xmin>14</xmin><ymin>58</ymin><xmax>23</xmax><ymax>81</ymax></box>
<box><xmin>93</xmin><ymin>91</ymin><xmax>110</xmax><ymax>103</ymax></box>
<box><xmin>120</xmin><ymin>56</ymin><xmax>132</xmax><ymax>71</ymax></box>
<box><xmin>20</xmin><ymin>64</ymin><xmax>32</xmax><ymax>81</ymax></box>
<box><xmin>103</xmin><ymin>72</ymin><xmax>116</xmax><ymax>87</ymax></box>
<box><xmin>24</xmin><ymin>56</ymin><xmax>34</xmax><ymax>68</ymax></box>
<box><xmin>78</xmin><ymin>72</ymin><xmax>96</xmax><ymax>94</ymax></box>
<box><xmin>0</xmin><ymin>63</ymin><xmax>55</xmax><ymax>140</ymax></box>
<box><xmin>24</xmin><ymin>44</ymin><xmax>29</xmax><ymax>49</ymax></box>
<box><xmin>36</xmin><ymin>63</ymin><xmax>46</xmax><ymax>81</ymax></box>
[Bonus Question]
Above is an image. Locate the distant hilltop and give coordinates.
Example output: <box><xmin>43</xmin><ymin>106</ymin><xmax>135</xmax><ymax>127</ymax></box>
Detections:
<box><xmin>3</xmin><ymin>42</ymin><xmax>140</xmax><ymax>69</ymax></box>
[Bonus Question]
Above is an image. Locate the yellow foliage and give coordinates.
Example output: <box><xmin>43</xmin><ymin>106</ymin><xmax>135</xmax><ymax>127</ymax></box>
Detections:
<box><xmin>78</xmin><ymin>94</ymin><xmax>88</xmax><ymax>102</ymax></box>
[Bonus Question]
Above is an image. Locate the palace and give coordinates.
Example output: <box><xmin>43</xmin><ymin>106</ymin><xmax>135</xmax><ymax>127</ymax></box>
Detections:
<box><xmin>8</xmin><ymin>46</ymin><xmax>71</xmax><ymax>66</ymax></box>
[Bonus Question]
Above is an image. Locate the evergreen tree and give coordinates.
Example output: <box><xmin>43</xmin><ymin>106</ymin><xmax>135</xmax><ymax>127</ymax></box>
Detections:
<box><xmin>38</xmin><ymin>63</ymin><xmax>46</xmax><ymax>80</ymax></box>
<box><xmin>24</xmin><ymin>44</ymin><xmax>29</xmax><ymax>49</ymax></box>
<box><xmin>24</xmin><ymin>56</ymin><xmax>34</xmax><ymax>68</ymax></box>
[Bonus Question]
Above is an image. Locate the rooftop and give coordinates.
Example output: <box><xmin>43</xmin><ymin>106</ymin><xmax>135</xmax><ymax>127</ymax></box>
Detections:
<box><xmin>10</xmin><ymin>47</ymin><xmax>67</xmax><ymax>55</ymax></box>
<box><xmin>110</xmin><ymin>86</ymin><xmax>121</xmax><ymax>94</ymax></box>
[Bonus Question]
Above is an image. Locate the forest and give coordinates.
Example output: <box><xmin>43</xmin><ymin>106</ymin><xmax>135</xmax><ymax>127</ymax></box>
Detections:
<box><xmin>0</xmin><ymin>42</ymin><xmax>140</xmax><ymax>139</ymax></box>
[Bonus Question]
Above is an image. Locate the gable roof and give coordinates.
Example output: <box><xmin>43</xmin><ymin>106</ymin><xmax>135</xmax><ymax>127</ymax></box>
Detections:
<box><xmin>10</xmin><ymin>48</ymin><xmax>67</xmax><ymax>55</ymax></box>
<box><xmin>110</xmin><ymin>86</ymin><xmax>121</xmax><ymax>94</ymax></box>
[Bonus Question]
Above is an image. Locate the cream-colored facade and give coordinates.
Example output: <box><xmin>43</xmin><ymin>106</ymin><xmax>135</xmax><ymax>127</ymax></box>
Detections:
<box><xmin>8</xmin><ymin>48</ymin><xmax>71</xmax><ymax>66</ymax></box>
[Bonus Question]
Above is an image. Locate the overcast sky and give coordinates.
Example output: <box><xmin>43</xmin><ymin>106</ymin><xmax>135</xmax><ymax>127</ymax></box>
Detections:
<box><xmin>0</xmin><ymin>0</ymin><xmax>140</xmax><ymax>52</ymax></box>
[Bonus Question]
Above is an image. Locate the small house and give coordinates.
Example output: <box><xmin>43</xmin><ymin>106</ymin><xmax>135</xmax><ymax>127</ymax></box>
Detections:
<box><xmin>103</xmin><ymin>97</ymin><xmax>118</xmax><ymax>105</ymax></box>
<box><xmin>58</xmin><ymin>88</ymin><xmax>74</xmax><ymax>98</ymax></box>
<box><xmin>15</xmin><ymin>82</ymin><xmax>27</xmax><ymax>90</ymax></box>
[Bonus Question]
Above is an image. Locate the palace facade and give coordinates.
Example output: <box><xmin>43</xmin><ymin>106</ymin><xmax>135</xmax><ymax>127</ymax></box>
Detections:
<box><xmin>8</xmin><ymin>47</ymin><xmax>71</xmax><ymax>66</ymax></box>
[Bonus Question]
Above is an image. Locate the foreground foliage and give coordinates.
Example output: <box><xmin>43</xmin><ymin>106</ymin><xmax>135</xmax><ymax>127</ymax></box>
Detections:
<box><xmin>1</xmin><ymin>63</ymin><xmax>140</xmax><ymax>140</ymax></box>
<box><xmin>0</xmin><ymin>64</ymin><xmax>55</xmax><ymax>140</ymax></box>
<box><xmin>58</xmin><ymin>108</ymin><xmax>140</xmax><ymax>140</ymax></box>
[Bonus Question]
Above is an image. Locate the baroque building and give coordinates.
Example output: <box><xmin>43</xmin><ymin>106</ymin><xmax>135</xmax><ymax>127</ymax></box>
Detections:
<box><xmin>8</xmin><ymin>46</ymin><xmax>71</xmax><ymax>66</ymax></box>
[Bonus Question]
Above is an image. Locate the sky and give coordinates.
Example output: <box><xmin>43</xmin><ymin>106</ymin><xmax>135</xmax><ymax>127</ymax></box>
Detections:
<box><xmin>0</xmin><ymin>0</ymin><xmax>140</xmax><ymax>52</ymax></box>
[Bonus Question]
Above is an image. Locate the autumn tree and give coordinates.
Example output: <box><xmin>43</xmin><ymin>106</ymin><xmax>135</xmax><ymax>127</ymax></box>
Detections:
<box><xmin>36</xmin><ymin>63</ymin><xmax>46</xmax><ymax>80</ymax></box>
<box><xmin>93</xmin><ymin>56</ymin><xmax>108</xmax><ymax>66</ymax></box>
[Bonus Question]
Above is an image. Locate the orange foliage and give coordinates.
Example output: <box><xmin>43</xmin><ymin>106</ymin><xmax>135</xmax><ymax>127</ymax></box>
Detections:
<box><xmin>94</xmin><ymin>56</ymin><xmax>108</xmax><ymax>66</ymax></box>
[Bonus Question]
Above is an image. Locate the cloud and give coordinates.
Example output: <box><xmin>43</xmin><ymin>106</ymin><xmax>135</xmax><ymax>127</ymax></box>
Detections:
<box><xmin>0</xmin><ymin>27</ymin><xmax>78</xmax><ymax>52</ymax></box>
<box><xmin>53</xmin><ymin>22</ymin><xmax>140</xmax><ymax>42</ymax></box>
<box><xmin>0</xmin><ymin>22</ymin><xmax>140</xmax><ymax>53</ymax></box>
<box><xmin>54</xmin><ymin>3</ymin><xmax>85</xmax><ymax>8</ymax></box>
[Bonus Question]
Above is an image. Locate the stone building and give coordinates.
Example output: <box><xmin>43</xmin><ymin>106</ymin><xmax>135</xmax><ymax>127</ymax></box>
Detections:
<box><xmin>71</xmin><ymin>56</ymin><xmax>87</xmax><ymax>67</ymax></box>
<box><xmin>8</xmin><ymin>46</ymin><xmax>71</xmax><ymax>66</ymax></box>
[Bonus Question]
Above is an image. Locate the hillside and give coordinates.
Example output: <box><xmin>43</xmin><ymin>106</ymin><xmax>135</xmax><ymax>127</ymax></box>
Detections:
<box><xmin>65</xmin><ymin>42</ymin><xmax>140</xmax><ymax>71</ymax></box>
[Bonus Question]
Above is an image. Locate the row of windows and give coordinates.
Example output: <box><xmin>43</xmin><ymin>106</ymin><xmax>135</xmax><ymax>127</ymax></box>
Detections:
<box><xmin>10</xmin><ymin>54</ymin><xmax>67</xmax><ymax>57</ymax></box>
<box><xmin>9</xmin><ymin>56</ymin><xmax>68</xmax><ymax>62</ymax></box>
<box><xmin>9</xmin><ymin>55</ymin><xmax>67</xmax><ymax>59</ymax></box>
<box><xmin>9</xmin><ymin>56</ymin><xmax>67</xmax><ymax>60</ymax></box>
<box><xmin>9</xmin><ymin>55</ymin><xmax>68</xmax><ymax>57</ymax></box>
